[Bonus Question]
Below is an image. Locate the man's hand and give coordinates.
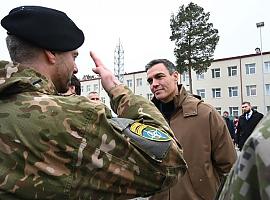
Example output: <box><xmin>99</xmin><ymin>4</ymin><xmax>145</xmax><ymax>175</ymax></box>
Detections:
<box><xmin>90</xmin><ymin>51</ymin><xmax>120</xmax><ymax>92</ymax></box>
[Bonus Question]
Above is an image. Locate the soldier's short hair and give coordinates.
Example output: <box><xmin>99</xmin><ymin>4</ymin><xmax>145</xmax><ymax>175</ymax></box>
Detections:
<box><xmin>6</xmin><ymin>35</ymin><xmax>42</xmax><ymax>63</ymax></box>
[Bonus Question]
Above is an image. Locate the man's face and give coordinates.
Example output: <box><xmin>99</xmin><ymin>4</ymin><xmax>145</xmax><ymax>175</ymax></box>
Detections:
<box><xmin>146</xmin><ymin>63</ymin><xmax>178</xmax><ymax>103</ymax></box>
<box><xmin>54</xmin><ymin>50</ymin><xmax>78</xmax><ymax>93</ymax></box>
<box><xmin>242</xmin><ymin>103</ymin><xmax>251</xmax><ymax>113</ymax></box>
<box><xmin>88</xmin><ymin>93</ymin><xmax>100</xmax><ymax>102</ymax></box>
<box><xmin>223</xmin><ymin>112</ymin><xmax>228</xmax><ymax>117</ymax></box>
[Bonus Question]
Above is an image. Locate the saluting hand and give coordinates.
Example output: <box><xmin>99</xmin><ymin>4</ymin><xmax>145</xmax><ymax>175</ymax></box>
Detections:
<box><xmin>90</xmin><ymin>51</ymin><xmax>120</xmax><ymax>92</ymax></box>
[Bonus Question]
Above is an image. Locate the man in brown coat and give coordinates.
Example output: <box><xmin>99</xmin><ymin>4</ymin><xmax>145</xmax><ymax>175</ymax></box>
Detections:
<box><xmin>145</xmin><ymin>59</ymin><xmax>237</xmax><ymax>200</ymax></box>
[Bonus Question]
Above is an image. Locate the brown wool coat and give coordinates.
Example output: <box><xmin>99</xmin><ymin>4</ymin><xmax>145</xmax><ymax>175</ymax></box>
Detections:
<box><xmin>150</xmin><ymin>85</ymin><xmax>237</xmax><ymax>200</ymax></box>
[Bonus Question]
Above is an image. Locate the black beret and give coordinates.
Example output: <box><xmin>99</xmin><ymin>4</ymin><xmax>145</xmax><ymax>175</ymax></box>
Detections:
<box><xmin>1</xmin><ymin>6</ymin><xmax>84</xmax><ymax>52</ymax></box>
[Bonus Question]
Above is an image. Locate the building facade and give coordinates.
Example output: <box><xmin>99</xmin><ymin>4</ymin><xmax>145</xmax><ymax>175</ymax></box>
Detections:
<box><xmin>80</xmin><ymin>51</ymin><xmax>270</xmax><ymax>116</ymax></box>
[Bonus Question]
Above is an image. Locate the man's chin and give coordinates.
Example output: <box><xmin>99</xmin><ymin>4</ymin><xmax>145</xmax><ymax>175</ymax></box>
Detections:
<box><xmin>155</xmin><ymin>94</ymin><xmax>165</xmax><ymax>101</ymax></box>
<box><xmin>155</xmin><ymin>94</ymin><xmax>173</xmax><ymax>103</ymax></box>
<box><xmin>154</xmin><ymin>91</ymin><xmax>162</xmax><ymax>96</ymax></box>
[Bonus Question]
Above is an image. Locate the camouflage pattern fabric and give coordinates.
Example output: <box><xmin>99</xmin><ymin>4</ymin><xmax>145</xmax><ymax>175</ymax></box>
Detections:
<box><xmin>0</xmin><ymin>61</ymin><xmax>186</xmax><ymax>200</ymax></box>
<box><xmin>217</xmin><ymin>112</ymin><xmax>270</xmax><ymax>200</ymax></box>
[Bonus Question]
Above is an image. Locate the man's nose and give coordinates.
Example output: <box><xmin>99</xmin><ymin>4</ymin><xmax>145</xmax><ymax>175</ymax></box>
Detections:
<box><xmin>152</xmin><ymin>79</ymin><xmax>159</xmax><ymax>86</ymax></box>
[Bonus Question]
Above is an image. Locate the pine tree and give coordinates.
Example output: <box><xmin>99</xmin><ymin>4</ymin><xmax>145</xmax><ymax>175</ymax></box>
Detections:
<box><xmin>170</xmin><ymin>2</ymin><xmax>219</xmax><ymax>93</ymax></box>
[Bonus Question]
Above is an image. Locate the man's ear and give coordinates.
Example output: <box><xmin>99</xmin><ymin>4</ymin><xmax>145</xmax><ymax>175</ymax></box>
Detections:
<box><xmin>44</xmin><ymin>50</ymin><xmax>56</xmax><ymax>64</ymax></box>
<box><xmin>70</xmin><ymin>85</ymin><xmax>76</xmax><ymax>94</ymax></box>
<box><xmin>173</xmin><ymin>71</ymin><xmax>179</xmax><ymax>82</ymax></box>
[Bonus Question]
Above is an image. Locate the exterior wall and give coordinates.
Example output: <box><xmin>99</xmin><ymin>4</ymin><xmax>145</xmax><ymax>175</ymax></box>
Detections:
<box><xmin>190</xmin><ymin>52</ymin><xmax>270</xmax><ymax>115</ymax></box>
<box><xmin>80</xmin><ymin>52</ymin><xmax>270</xmax><ymax>116</ymax></box>
<box><xmin>192</xmin><ymin>57</ymin><xmax>243</xmax><ymax>115</ymax></box>
<box><xmin>80</xmin><ymin>71</ymin><xmax>152</xmax><ymax>112</ymax></box>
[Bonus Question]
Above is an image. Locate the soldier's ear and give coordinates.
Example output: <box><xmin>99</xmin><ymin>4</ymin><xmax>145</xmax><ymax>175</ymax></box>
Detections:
<box><xmin>44</xmin><ymin>50</ymin><xmax>56</xmax><ymax>64</ymax></box>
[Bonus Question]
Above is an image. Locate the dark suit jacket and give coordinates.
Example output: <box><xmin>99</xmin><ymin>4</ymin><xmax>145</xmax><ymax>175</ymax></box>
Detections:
<box><xmin>236</xmin><ymin>110</ymin><xmax>264</xmax><ymax>150</ymax></box>
<box><xmin>223</xmin><ymin>117</ymin><xmax>235</xmax><ymax>141</ymax></box>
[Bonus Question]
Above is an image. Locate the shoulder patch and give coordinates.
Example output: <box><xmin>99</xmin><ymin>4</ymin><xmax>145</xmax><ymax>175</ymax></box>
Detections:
<box><xmin>129</xmin><ymin>122</ymin><xmax>172</xmax><ymax>142</ymax></box>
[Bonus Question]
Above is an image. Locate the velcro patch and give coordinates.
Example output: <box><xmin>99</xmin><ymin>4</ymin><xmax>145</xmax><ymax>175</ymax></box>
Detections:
<box><xmin>129</xmin><ymin>122</ymin><xmax>172</xmax><ymax>142</ymax></box>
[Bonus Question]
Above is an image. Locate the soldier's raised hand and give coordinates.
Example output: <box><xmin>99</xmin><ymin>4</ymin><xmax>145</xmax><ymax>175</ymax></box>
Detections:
<box><xmin>90</xmin><ymin>51</ymin><xmax>120</xmax><ymax>92</ymax></box>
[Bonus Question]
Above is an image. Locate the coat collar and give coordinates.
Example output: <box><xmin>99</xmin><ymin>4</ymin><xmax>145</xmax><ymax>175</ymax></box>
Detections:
<box><xmin>152</xmin><ymin>84</ymin><xmax>202</xmax><ymax>118</ymax></box>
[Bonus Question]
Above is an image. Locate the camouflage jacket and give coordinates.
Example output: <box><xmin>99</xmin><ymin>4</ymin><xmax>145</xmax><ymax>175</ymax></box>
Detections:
<box><xmin>0</xmin><ymin>61</ymin><xmax>186</xmax><ymax>200</ymax></box>
<box><xmin>217</xmin><ymin>112</ymin><xmax>270</xmax><ymax>200</ymax></box>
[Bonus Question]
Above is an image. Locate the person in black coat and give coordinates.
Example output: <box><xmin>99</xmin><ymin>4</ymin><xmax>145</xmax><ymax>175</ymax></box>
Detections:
<box><xmin>223</xmin><ymin>111</ymin><xmax>235</xmax><ymax>142</ymax></box>
<box><xmin>236</xmin><ymin>101</ymin><xmax>264</xmax><ymax>150</ymax></box>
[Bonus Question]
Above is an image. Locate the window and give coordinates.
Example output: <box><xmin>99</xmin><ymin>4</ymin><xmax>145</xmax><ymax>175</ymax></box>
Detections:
<box><xmin>136</xmin><ymin>78</ymin><xmax>142</xmax><ymax>87</ymax></box>
<box><xmin>245</xmin><ymin>63</ymin><xmax>256</xmax><ymax>74</ymax></box>
<box><xmin>94</xmin><ymin>84</ymin><xmax>98</xmax><ymax>91</ymax></box>
<box><xmin>265</xmin><ymin>61</ymin><xmax>270</xmax><ymax>73</ymax></box>
<box><xmin>147</xmin><ymin>93</ymin><xmax>153</xmax><ymax>100</ymax></box>
<box><xmin>211</xmin><ymin>68</ymin><xmax>220</xmax><ymax>78</ymax></box>
<box><xmin>197</xmin><ymin>89</ymin><xmax>206</xmax><ymax>99</ymax></box>
<box><xmin>101</xmin><ymin>97</ymin><xmax>105</xmax><ymax>104</ymax></box>
<box><xmin>196</xmin><ymin>73</ymin><xmax>204</xmax><ymax>80</ymax></box>
<box><xmin>215</xmin><ymin>107</ymin><xmax>221</xmax><ymax>114</ymax></box>
<box><xmin>127</xmin><ymin>79</ymin><xmax>132</xmax><ymax>88</ymax></box>
<box><xmin>86</xmin><ymin>85</ymin><xmax>91</xmax><ymax>92</ymax></box>
<box><xmin>266</xmin><ymin>84</ymin><xmax>270</xmax><ymax>95</ymax></box>
<box><xmin>229</xmin><ymin>107</ymin><xmax>239</xmax><ymax>116</ymax></box>
<box><xmin>228</xmin><ymin>66</ymin><xmax>237</xmax><ymax>76</ymax></box>
<box><xmin>212</xmin><ymin>88</ymin><xmax>221</xmax><ymax>98</ymax></box>
<box><xmin>246</xmin><ymin>85</ymin><xmax>257</xmax><ymax>96</ymax></box>
<box><xmin>81</xmin><ymin>85</ymin><xmax>84</xmax><ymax>93</ymax></box>
<box><xmin>267</xmin><ymin>106</ymin><xmax>270</xmax><ymax>112</ymax></box>
<box><xmin>228</xmin><ymin>86</ymin><xmax>238</xmax><ymax>97</ymax></box>
<box><xmin>182</xmin><ymin>72</ymin><xmax>189</xmax><ymax>82</ymax></box>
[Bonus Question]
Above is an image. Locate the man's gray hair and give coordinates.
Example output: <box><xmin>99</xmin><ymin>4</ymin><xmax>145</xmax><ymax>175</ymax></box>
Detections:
<box><xmin>6</xmin><ymin>35</ymin><xmax>42</xmax><ymax>63</ymax></box>
<box><xmin>88</xmin><ymin>91</ymin><xmax>99</xmax><ymax>95</ymax></box>
<box><xmin>145</xmin><ymin>59</ymin><xmax>176</xmax><ymax>75</ymax></box>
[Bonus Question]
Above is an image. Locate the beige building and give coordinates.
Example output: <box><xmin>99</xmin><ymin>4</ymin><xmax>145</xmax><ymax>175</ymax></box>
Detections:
<box><xmin>80</xmin><ymin>51</ymin><xmax>270</xmax><ymax>116</ymax></box>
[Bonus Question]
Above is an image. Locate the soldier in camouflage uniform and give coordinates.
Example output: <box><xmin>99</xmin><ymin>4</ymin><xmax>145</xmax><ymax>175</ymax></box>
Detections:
<box><xmin>0</xmin><ymin>6</ymin><xmax>186</xmax><ymax>200</ymax></box>
<box><xmin>217</xmin><ymin>112</ymin><xmax>270</xmax><ymax>200</ymax></box>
